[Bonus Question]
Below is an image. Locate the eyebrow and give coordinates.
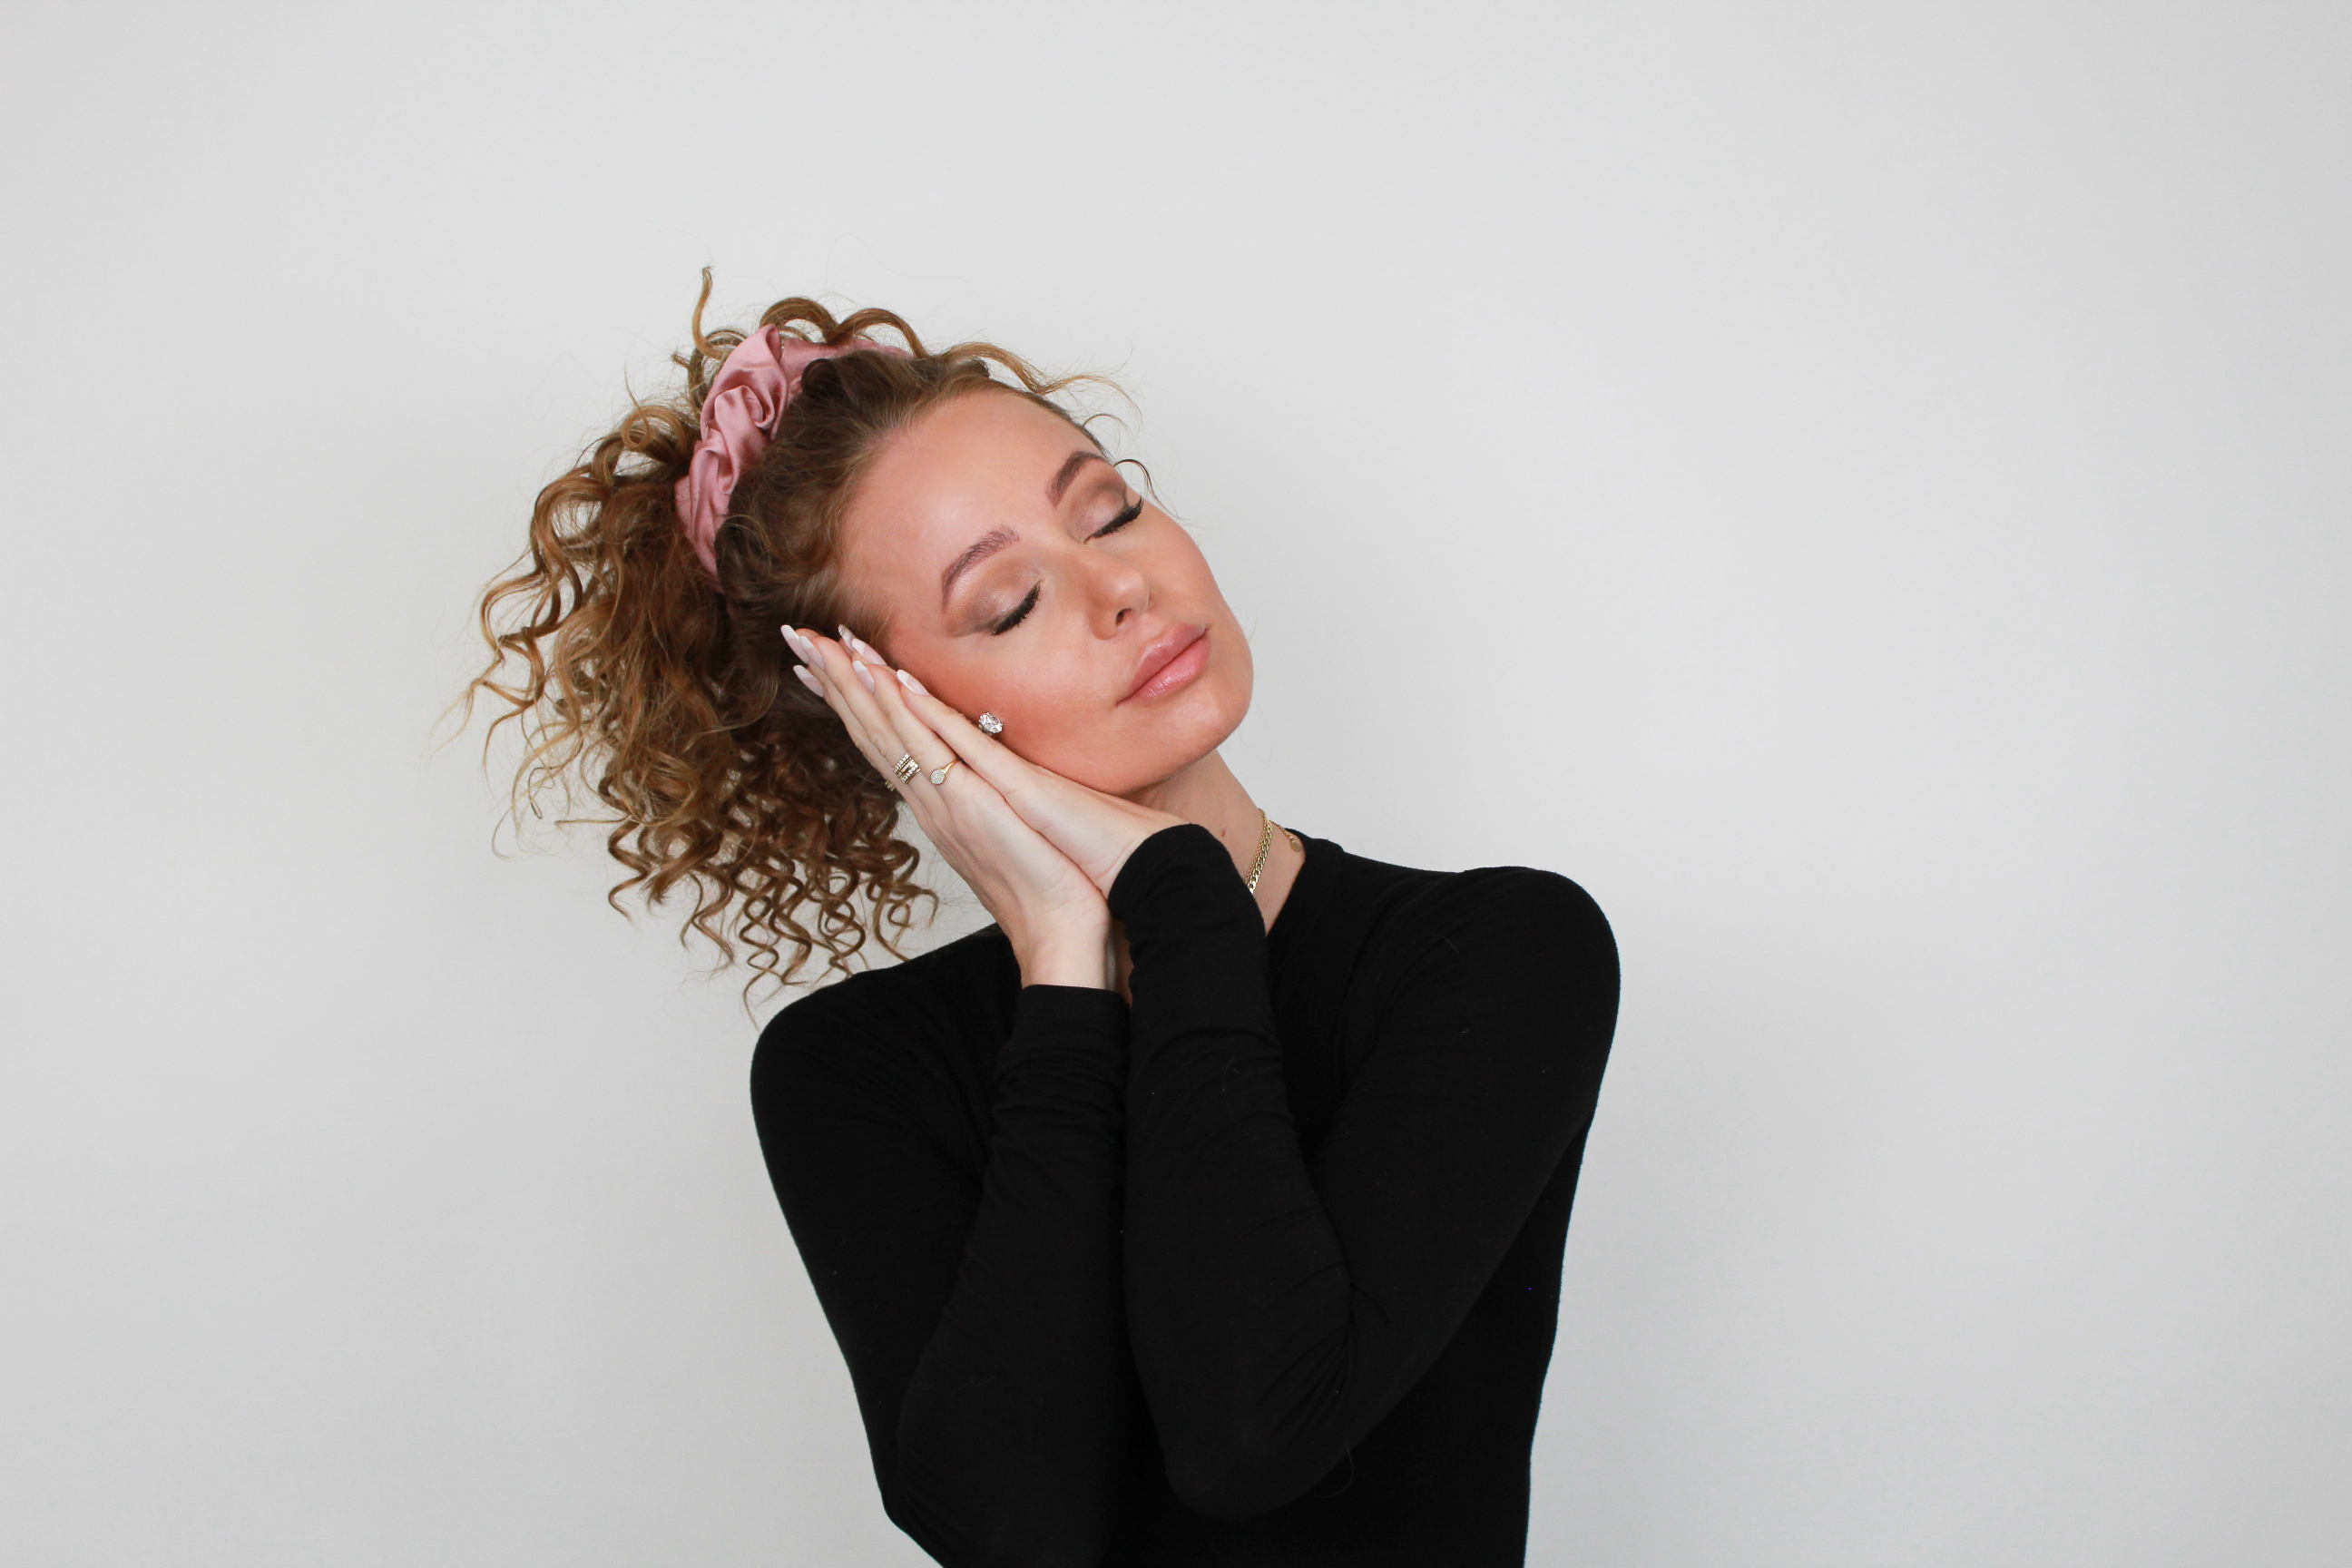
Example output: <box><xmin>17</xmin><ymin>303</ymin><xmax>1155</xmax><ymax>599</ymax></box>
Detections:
<box><xmin>938</xmin><ymin>524</ymin><xmax>1021</xmax><ymax>609</ymax></box>
<box><xmin>936</xmin><ymin>450</ymin><xmax>1117</xmax><ymax>609</ymax></box>
<box><xmin>1048</xmin><ymin>447</ymin><xmax>1112</xmax><ymax>503</ymax></box>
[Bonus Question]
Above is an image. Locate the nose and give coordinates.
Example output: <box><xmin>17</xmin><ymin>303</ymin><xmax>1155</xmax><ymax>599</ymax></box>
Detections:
<box><xmin>1080</xmin><ymin>541</ymin><xmax>1150</xmax><ymax>637</ymax></box>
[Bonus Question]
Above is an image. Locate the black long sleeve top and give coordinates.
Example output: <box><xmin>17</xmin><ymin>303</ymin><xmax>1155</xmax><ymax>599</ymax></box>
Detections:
<box><xmin>750</xmin><ymin>822</ymin><xmax>1618</xmax><ymax>1567</ymax></box>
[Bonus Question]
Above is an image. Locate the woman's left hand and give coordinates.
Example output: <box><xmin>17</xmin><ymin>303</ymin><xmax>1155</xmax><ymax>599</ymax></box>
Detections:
<box><xmin>830</xmin><ymin>629</ymin><xmax>1187</xmax><ymax>897</ymax></box>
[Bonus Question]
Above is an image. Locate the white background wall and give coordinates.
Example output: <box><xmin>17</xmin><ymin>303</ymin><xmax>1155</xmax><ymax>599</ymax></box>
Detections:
<box><xmin>4</xmin><ymin>3</ymin><xmax>2345</xmax><ymax>1563</ymax></box>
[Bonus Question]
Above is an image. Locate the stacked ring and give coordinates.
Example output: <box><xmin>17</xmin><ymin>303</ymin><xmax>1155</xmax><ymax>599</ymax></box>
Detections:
<box><xmin>892</xmin><ymin>753</ymin><xmax>921</xmax><ymax>786</ymax></box>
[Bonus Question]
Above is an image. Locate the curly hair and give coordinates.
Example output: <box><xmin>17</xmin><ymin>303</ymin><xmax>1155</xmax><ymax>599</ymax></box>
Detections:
<box><xmin>459</xmin><ymin>272</ymin><xmax>1122</xmax><ymax>1001</ymax></box>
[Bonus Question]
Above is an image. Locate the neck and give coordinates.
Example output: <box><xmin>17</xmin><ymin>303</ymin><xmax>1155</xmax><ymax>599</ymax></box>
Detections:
<box><xmin>1112</xmin><ymin>750</ymin><xmax>1300</xmax><ymax>1001</ymax></box>
<box><xmin>1122</xmin><ymin>748</ymin><xmax>1302</xmax><ymax>921</ymax></box>
<box><xmin>1124</xmin><ymin>748</ymin><xmax>1260</xmax><ymax>869</ymax></box>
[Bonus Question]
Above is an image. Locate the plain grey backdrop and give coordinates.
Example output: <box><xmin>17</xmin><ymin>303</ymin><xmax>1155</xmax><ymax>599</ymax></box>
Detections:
<box><xmin>5</xmin><ymin>3</ymin><xmax>2346</xmax><ymax>1563</ymax></box>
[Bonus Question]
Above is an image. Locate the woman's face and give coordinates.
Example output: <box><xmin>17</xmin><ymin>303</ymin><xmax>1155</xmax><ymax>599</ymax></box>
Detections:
<box><xmin>838</xmin><ymin>388</ymin><xmax>1251</xmax><ymax>797</ymax></box>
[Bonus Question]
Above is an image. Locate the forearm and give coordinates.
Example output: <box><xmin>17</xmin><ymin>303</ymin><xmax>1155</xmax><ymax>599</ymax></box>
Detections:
<box><xmin>1111</xmin><ymin>832</ymin><xmax>1352</xmax><ymax>1516</ymax></box>
<box><xmin>885</xmin><ymin>987</ymin><xmax>1136</xmax><ymax>1564</ymax></box>
<box><xmin>1109</xmin><ymin>828</ymin><xmax>1615</xmax><ymax>1524</ymax></box>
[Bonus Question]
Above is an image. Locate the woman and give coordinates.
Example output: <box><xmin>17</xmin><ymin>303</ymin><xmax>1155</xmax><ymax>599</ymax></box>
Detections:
<box><xmin>468</xmin><ymin>279</ymin><xmax>1620</xmax><ymax>1566</ymax></box>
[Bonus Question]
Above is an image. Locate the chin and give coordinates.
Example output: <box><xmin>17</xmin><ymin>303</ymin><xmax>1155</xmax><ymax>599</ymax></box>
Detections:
<box><xmin>1023</xmin><ymin>680</ymin><xmax>1246</xmax><ymax>797</ymax></box>
<box><xmin>1109</xmin><ymin>681</ymin><xmax>1250</xmax><ymax>795</ymax></box>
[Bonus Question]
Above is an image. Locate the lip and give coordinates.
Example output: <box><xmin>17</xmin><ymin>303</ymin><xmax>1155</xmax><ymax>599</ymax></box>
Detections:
<box><xmin>1122</xmin><ymin>623</ymin><xmax>1210</xmax><ymax>702</ymax></box>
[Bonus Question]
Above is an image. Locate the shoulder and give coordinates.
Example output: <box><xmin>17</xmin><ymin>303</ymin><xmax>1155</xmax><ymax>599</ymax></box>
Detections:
<box><xmin>1323</xmin><ymin>838</ymin><xmax>1612</xmax><ymax>964</ymax></box>
<box><xmin>1421</xmin><ymin>863</ymin><xmax>1612</xmax><ymax>953</ymax></box>
<box><xmin>750</xmin><ymin>926</ymin><xmax>1015</xmax><ymax>1112</ymax></box>
<box><xmin>1350</xmin><ymin>853</ymin><xmax>1617</xmax><ymax>1005</ymax></box>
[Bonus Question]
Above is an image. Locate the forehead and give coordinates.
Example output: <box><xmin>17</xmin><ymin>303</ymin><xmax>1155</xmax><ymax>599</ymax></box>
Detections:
<box><xmin>842</xmin><ymin>389</ymin><xmax>1095</xmax><ymax>612</ymax></box>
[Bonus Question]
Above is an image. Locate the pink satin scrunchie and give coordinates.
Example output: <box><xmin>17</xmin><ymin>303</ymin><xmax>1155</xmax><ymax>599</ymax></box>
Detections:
<box><xmin>673</xmin><ymin>326</ymin><xmax>910</xmax><ymax>578</ymax></box>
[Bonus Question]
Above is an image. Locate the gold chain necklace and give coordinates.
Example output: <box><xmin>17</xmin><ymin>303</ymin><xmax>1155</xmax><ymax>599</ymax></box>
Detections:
<box><xmin>1245</xmin><ymin>807</ymin><xmax>1300</xmax><ymax>894</ymax></box>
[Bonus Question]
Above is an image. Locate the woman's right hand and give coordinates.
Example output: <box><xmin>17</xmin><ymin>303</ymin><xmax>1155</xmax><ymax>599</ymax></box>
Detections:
<box><xmin>782</xmin><ymin>625</ymin><xmax>1111</xmax><ymax>989</ymax></box>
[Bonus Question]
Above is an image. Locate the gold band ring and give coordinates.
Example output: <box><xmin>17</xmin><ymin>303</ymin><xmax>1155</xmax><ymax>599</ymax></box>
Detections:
<box><xmin>928</xmin><ymin>760</ymin><xmax>961</xmax><ymax>786</ymax></box>
<box><xmin>892</xmin><ymin>753</ymin><xmax>921</xmax><ymax>785</ymax></box>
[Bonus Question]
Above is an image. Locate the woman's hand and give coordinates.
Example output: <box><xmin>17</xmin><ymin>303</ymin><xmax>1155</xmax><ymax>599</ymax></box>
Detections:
<box><xmin>828</xmin><ymin>628</ymin><xmax>1187</xmax><ymax>898</ymax></box>
<box><xmin>783</xmin><ymin>625</ymin><xmax>1110</xmax><ymax>989</ymax></box>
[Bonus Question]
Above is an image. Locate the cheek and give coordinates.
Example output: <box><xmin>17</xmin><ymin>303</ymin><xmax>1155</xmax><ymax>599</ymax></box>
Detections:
<box><xmin>999</xmin><ymin>659</ymin><xmax>1105</xmax><ymax>743</ymax></box>
<box><xmin>912</xmin><ymin>648</ymin><xmax>1088</xmax><ymax>754</ymax></box>
<box><xmin>1153</xmin><ymin>534</ymin><xmax>1219</xmax><ymax>601</ymax></box>
<box><xmin>890</xmin><ymin>641</ymin><xmax>1001</xmax><ymax>732</ymax></box>
<box><xmin>975</xmin><ymin>659</ymin><xmax>1129</xmax><ymax>777</ymax></box>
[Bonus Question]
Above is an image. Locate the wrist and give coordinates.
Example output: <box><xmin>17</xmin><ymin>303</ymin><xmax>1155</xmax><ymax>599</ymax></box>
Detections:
<box><xmin>1093</xmin><ymin>817</ymin><xmax>1188</xmax><ymax>899</ymax></box>
<box><xmin>1016</xmin><ymin>923</ymin><xmax>1112</xmax><ymax>990</ymax></box>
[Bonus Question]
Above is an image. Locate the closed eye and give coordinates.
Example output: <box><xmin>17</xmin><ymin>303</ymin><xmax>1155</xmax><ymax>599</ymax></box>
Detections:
<box><xmin>991</xmin><ymin>496</ymin><xmax>1143</xmax><ymax>634</ymax></box>
<box><xmin>991</xmin><ymin>584</ymin><xmax>1040</xmax><ymax>634</ymax></box>
<box><xmin>1093</xmin><ymin>496</ymin><xmax>1143</xmax><ymax>537</ymax></box>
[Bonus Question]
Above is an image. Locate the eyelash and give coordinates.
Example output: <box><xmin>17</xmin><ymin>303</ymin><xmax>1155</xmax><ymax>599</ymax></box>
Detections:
<box><xmin>990</xmin><ymin>496</ymin><xmax>1144</xmax><ymax>634</ymax></box>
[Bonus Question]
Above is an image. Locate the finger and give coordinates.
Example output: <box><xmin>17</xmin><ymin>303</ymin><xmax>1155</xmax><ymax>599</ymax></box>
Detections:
<box><xmin>786</xmin><ymin>632</ymin><xmax>888</xmax><ymax>770</ymax></box>
<box><xmin>832</xmin><ymin>632</ymin><xmax>1089</xmax><ymax>848</ymax></box>
<box><xmin>874</xmin><ymin>658</ymin><xmax>1053</xmax><ymax>813</ymax></box>
<box><xmin>797</xmin><ymin>626</ymin><xmax>955</xmax><ymax>805</ymax></box>
<box><xmin>829</xmin><ymin>632</ymin><xmax>968</xmax><ymax>791</ymax></box>
<box><xmin>783</xmin><ymin>626</ymin><xmax>902</xmax><ymax>783</ymax></box>
<box><xmin>827</xmin><ymin>635</ymin><xmax>1131</xmax><ymax>922</ymax></box>
<box><xmin>827</xmin><ymin>627</ymin><xmax>1005</xmax><ymax>783</ymax></box>
<box><xmin>818</xmin><ymin>632</ymin><xmax>1084</xmax><ymax>898</ymax></box>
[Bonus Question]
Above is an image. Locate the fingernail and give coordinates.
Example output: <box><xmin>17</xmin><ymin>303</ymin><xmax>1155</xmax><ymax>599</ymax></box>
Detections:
<box><xmin>851</xmin><ymin>660</ymin><xmax>877</xmax><ymax>693</ymax></box>
<box><xmin>782</xmin><ymin>626</ymin><xmax>811</xmax><ymax>657</ymax></box>
<box><xmin>793</xmin><ymin>665</ymin><xmax>820</xmax><ymax>692</ymax></box>
<box><xmin>897</xmin><ymin>668</ymin><xmax>928</xmax><ymax>697</ymax></box>
<box><xmin>838</xmin><ymin>624</ymin><xmax>857</xmax><ymax>649</ymax></box>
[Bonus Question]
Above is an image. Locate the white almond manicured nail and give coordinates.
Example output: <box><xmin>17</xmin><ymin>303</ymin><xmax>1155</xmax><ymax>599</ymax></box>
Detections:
<box><xmin>851</xmin><ymin>660</ymin><xmax>877</xmax><ymax>693</ymax></box>
<box><xmin>793</xmin><ymin>665</ymin><xmax>820</xmax><ymax>692</ymax></box>
<box><xmin>897</xmin><ymin>669</ymin><xmax>929</xmax><ymax>697</ymax></box>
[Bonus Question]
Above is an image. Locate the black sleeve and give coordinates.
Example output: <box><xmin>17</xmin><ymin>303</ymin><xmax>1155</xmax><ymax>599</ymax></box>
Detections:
<box><xmin>1111</xmin><ymin>824</ymin><xmax>1619</xmax><ymax>1522</ymax></box>
<box><xmin>750</xmin><ymin>977</ymin><xmax>1139</xmax><ymax>1568</ymax></box>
